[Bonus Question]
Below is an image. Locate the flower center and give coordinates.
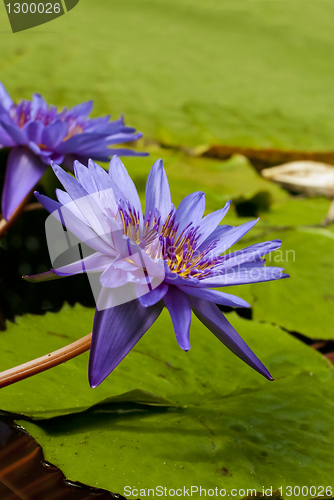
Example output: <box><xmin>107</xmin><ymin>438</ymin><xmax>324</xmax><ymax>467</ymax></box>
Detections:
<box><xmin>62</xmin><ymin>123</ymin><xmax>84</xmax><ymax>142</ymax></box>
<box><xmin>160</xmin><ymin>211</ymin><xmax>224</xmax><ymax>279</ymax></box>
<box><xmin>9</xmin><ymin>100</ymin><xmax>85</xmax><ymax>142</ymax></box>
<box><xmin>117</xmin><ymin>205</ymin><xmax>221</xmax><ymax>280</ymax></box>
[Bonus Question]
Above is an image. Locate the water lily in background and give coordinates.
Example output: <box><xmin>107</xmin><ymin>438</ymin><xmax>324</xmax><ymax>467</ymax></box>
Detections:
<box><xmin>0</xmin><ymin>83</ymin><xmax>145</xmax><ymax>220</ymax></box>
<box><xmin>30</xmin><ymin>157</ymin><xmax>288</xmax><ymax>388</ymax></box>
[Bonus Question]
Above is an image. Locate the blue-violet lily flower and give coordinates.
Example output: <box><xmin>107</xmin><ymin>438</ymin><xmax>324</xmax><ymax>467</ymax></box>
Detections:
<box><xmin>0</xmin><ymin>82</ymin><xmax>145</xmax><ymax>220</ymax></box>
<box><xmin>31</xmin><ymin>157</ymin><xmax>289</xmax><ymax>387</ymax></box>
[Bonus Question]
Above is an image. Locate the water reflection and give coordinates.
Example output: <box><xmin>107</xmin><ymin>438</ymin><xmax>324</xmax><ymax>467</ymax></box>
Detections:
<box><xmin>0</xmin><ymin>414</ymin><xmax>127</xmax><ymax>500</ymax></box>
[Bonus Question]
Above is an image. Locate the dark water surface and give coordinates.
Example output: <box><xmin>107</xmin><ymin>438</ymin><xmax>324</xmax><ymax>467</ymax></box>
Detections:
<box><xmin>0</xmin><ymin>414</ymin><xmax>128</xmax><ymax>500</ymax></box>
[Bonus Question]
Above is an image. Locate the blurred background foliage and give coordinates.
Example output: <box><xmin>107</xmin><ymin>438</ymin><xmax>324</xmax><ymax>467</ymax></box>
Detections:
<box><xmin>1</xmin><ymin>0</ymin><xmax>334</xmax><ymax>150</ymax></box>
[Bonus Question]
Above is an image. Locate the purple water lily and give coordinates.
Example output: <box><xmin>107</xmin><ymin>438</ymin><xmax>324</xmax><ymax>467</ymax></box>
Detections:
<box><xmin>0</xmin><ymin>83</ymin><xmax>145</xmax><ymax>220</ymax></box>
<box><xmin>30</xmin><ymin>157</ymin><xmax>288</xmax><ymax>388</ymax></box>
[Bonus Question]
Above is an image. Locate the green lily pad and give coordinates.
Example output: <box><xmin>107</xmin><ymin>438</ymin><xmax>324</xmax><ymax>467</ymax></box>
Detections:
<box><xmin>0</xmin><ymin>305</ymin><xmax>183</xmax><ymax>419</ymax></box>
<box><xmin>9</xmin><ymin>308</ymin><xmax>333</xmax><ymax>498</ymax></box>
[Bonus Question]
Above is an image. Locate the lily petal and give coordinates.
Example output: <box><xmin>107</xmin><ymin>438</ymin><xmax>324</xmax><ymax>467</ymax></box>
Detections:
<box><xmin>106</xmin><ymin>132</ymin><xmax>142</xmax><ymax>145</ymax></box>
<box><xmin>35</xmin><ymin>192</ymin><xmax>114</xmax><ymax>255</ymax></box>
<box><xmin>0</xmin><ymin>117</ymin><xmax>28</xmax><ymax>145</ymax></box>
<box><xmin>86</xmin><ymin>159</ymin><xmax>115</xmax><ymax>192</ymax></box>
<box><xmin>0</xmin><ymin>83</ymin><xmax>14</xmax><ymax>111</ymax></box>
<box><xmin>28</xmin><ymin>141</ymin><xmax>41</xmax><ymax>155</ymax></box>
<box><xmin>65</xmin><ymin>101</ymin><xmax>93</xmax><ymax>119</ymax></box>
<box><xmin>2</xmin><ymin>147</ymin><xmax>47</xmax><ymax>220</ymax></box>
<box><xmin>54</xmin><ymin>251</ymin><xmax>113</xmax><ymax>276</ymax></box>
<box><xmin>174</xmin><ymin>192</ymin><xmax>205</xmax><ymax>234</ymax></box>
<box><xmin>197</xmin><ymin>224</ymin><xmax>233</xmax><ymax>253</ymax></box>
<box><xmin>109</xmin><ymin>155</ymin><xmax>143</xmax><ymax>220</ymax></box>
<box><xmin>56</xmin><ymin>133</ymin><xmax>109</xmax><ymax>154</ymax></box>
<box><xmin>0</xmin><ymin>125</ymin><xmax>15</xmax><ymax>147</ymax></box>
<box><xmin>218</xmin><ymin>240</ymin><xmax>282</xmax><ymax>269</ymax></box>
<box><xmin>138</xmin><ymin>282</ymin><xmax>169</xmax><ymax>307</ymax></box>
<box><xmin>31</xmin><ymin>94</ymin><xmax>48</xmax><ymax>118</ymax></box>
<box><xmin>24</xmin><ymin>121</ymin><xmax>43</xmax><ymax>144</ymax></box>
<box><xmin>213</xmin><ymin>219</ymin><xmax>259</xmax><ymax>255</ymax></box>
<box><xmin>55</xmin><ymin>189</ymin><xmax>88</xmax><ymax>223</ymax></box>
<box><xmin>177</xmin><ymin>285</ymin><xmax>251</xmax><ymax>308</ymax></box>
<box><xmin>42</xmin><ymin>120</ymin><xmax>67</xmax><ymax>149</ymax></box>
<box><xmin>107</xmin><ymin>147</ymin><xmax>148</xmax><ymax>157</ymax></box>
<box><xmin>52</xmin><ymin>163</ymin><xmax>112</xmax><ymax>240</ymax></box>
<box><xmin>196</xmin><ymin>201</ymin><xmax>231</xmax><ymax>247</ymax></box>
<box><xmin>190</xmin><ymin>296</ymin><xmax>273</xmax><ymax>380</ymax></box>
<box><xmin>164</xmin><ymin>286</ymin><xmax>191</xmax><ymax>351</ymax></box>
<box><xmin>23</xmin><ymin>269</ymin><xmax>63</xmax><ymax>282</ymax></box>
<box><xmin>89</xmin><ymin>298</ymin><xmax>163</xmax><ymax>387</ymax></box>
<box><xmin>198</xmin><ymin>266</ymin><xmax>289</xmax><ymax>287</ymax></box>
<box><xmin>145</xmin><ymin>159</ymin><xmax>172</xmax><ymax>223</ymax></box>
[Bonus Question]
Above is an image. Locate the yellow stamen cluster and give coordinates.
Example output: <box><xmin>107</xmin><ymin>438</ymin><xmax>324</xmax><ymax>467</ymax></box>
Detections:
<box><xmin>159</xmin><ymin>214</ymin><xmax>217</xmax><ymax>279</ymax></box>
<box><xmin>117</xmin><ymin>208</ymin><xmax>219</xmax><ymax>279</ymax></box>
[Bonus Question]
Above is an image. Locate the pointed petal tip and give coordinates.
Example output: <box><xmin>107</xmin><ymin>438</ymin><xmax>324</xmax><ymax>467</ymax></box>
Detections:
<box><xmin>153</xmin><ymin>158</ymin><xmax>163</xmax><ymax>169</ymax></box>
<box><xmin>73</xmin><ymin>159</ymin><xmax>82</xmax><ymax>168</ymax></box>
<box><xmin>89</xmin><ymin>369</ymin><xmax>111</xmax><ymax>388</ymax></box>
<box><xmin>88</xmin><ymin>366</ymin><xmax>102</xmax><ymax>388</ymax></box>
<box><xmin>89</xmin><ymin>379</ymin><xmax>99</xmax><ymax>389</ymax></box>
<box><xmin>34</xmin><ymin>191</ymin><xmax>44</xmax><ymax>203</ymax></box>
<box><xmin>109</xmin><ymin>154</ymin><xmax>123</xmax><ymax>170</ymax></box>
<box><xmin>261</xmin><ymin>366</ymin><xmax>274</xmax><ymax>381</ymax></box>
<box><xmin>179</xmin><ymin>344</ymin><xmax>191</xmax><ymax>352</ymax></box>
<box><xmin>51</xmin><ymin>162</ymin><xmax>62</xmax><ymax>173</ymax></box>
<box><xmin>22</xmin><ymin>269</ymin><xmax>61</xmax><ymax>282</ymax></box>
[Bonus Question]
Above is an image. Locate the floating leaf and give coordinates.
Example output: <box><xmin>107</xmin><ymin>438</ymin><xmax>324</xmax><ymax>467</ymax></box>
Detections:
<box><xmin>4</xmin><ymin>307</ymin><xmax>332</xmax><ymax>499</ymax></box>
<box><xmin>0</xmin><ymin>305</ymin><xmax>183</xmax><ymax>419</ymax></box>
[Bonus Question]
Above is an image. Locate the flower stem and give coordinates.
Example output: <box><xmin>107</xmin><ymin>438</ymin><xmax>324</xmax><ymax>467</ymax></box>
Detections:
<box><xmin>0</xmin><ymin>333</ymin><xmax>92</xmax><ymax>389</ymax></box>
<box><xmin>0</xmin><ymin>190</ymin><xmax>34</xmax><ymax>240</ymax></box>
